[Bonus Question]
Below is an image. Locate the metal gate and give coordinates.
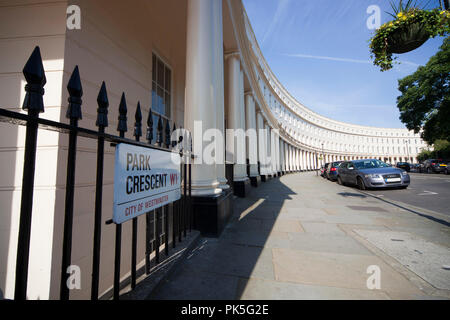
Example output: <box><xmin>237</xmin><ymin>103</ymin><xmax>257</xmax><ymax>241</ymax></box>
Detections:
<box><xmin>0</xmin><ymin>46</ymin><xmax>193</xmax><ymax>300</ymax></box>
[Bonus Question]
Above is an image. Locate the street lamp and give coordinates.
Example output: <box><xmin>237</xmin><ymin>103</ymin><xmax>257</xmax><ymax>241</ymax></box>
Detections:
<box><xmin>404</xmin><ymin>139</ymin><xmax>410</xmax><ymax>163</ymax></box>
<box><xmin>321</xmin><ymin>143</ymin><xmax>324</xmax><ymax>166</ymax></box>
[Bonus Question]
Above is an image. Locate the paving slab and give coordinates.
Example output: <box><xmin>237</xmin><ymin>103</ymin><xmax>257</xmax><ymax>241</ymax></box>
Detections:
<box><xmin>272</xmin><ymin>248</ymin><xmax>423</xmax><ymax>297</ymax></box>
<box><xmin>301</xmin><ymin>222</ymin><xmax>346</xmax><ymax>236</ymax></box>
<box><xmin>287</xmin><ymin>232</ymin><xmax>374</xmax><ymax>255</ymax></box>
<box><xmin>354</xmin><ymin>230</ymin><xmax>450</xmax><ymax>291</ymax></box>
<box><xmin>237</xmin><ymin>278</ymin><xmax>390</xmax><ymax>300</ymax></box>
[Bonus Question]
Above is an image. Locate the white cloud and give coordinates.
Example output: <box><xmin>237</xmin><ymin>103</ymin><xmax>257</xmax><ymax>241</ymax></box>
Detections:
<box><xmin>262</xmin><ymin>0</ymin><xmax>292</xmax><ymax>45</ymax></box>
<box><xmin>283</xmin><ymin>53</ymin><xmax>420</xmax><ymax>67</ymax></box>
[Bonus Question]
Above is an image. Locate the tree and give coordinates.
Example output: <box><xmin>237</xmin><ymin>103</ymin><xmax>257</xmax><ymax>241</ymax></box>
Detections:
<box><xmin>397</xmin><ymin>36</ymin><xmax>450</xmax><ymax>144</ymax></box>
<box><xmin>416</xmin><ymin>139</ymin><xmax>450</xmax><ymax>160</ymax></box>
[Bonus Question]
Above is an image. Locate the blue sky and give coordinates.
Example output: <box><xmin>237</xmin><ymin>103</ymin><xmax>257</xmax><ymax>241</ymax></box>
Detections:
<box><xmin>242</xmin><ymin>0</ymin><xmax>446</xmax><ymax>128</ymax></box>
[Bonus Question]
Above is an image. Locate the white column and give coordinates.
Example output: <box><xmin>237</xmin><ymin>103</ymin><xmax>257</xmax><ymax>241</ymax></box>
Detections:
<box><xmin>270</xmin><ymin>128</ymin><xmax>276</xmax><ymax>175</ymax></box>
<box><xmin>212</xmin><ymin>0</ymin><xmax>228</xmax><ymax>190</ymax></box>
<box><xmin>265</xmin><ymin>123</ymin><xmax>272</xmax><ymax>175</ymax></box>
<box><xmin>294</xmin><ymin>148</ymin><xmax>297</xmax><ymax>171</ymax></box>
<box><xmin>257</xmin><ymin>112</ymin><xmax>266</xmax><ymax>177</ymax></box>
<box><xmin>286</xmin><ymin>145</ymin><xmax>290</xmax><ymax>171</ymax></box>
<box><xmin>289</xmin><ymin>146</ymin><xmax>295</xmax><ymax>171</ymax></box>
<box><xmin>292</xmin><ymin>146</ymin><xmax>296</xmax><ymax>171</ymax></box>
<box><xmin>300</xmin><ymin>150</ymin><xmax>304</xmax><ymax>171</ymax></box>
<box><xmin>312</xmin><ymin>152</ymin><xmax>316</xmax><ymax>169</ymax></box>
<box><xmin>245</xmin><ymin>93</ymin><xmax>259</xmax><ymax>178</ymax></box>
<box><xmin>305</xmin><ymin>151</ymin><xmax>309</xmax><ymax>170</ymax></box>
<box><xmin>303</xmin><ymin>150</ymin><xmax>308</xmax><ymax>170</ymax></box>
<box><xmin>185</xmin><ymin>0</ymin><xmax>220</xmax><ymax>196</ymax></box>
<box><xmin>276</xmin><ymin>136</ymin><xmax>281</xmax><ymax>174</ymax></box>
<box><xmin>225</xmin><ymin>53</ymin><xmax>247</xmax><ymax>183</ymax></box>
<box><xmin>280</xmin><ymin>140</ymin><xmax>284</xmax><ymax>173</ymax></box>
<box><xmin>308</xmin><ymin>152</ymin><xmax>312</xmax><ymax>170</ymax></box>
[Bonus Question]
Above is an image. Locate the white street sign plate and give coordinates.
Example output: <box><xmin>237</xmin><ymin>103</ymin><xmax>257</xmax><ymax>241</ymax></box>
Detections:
<box><xmin>113</xmin><ymin>143</ymin><xmax>181</xmax><ymax>224</ymax></box>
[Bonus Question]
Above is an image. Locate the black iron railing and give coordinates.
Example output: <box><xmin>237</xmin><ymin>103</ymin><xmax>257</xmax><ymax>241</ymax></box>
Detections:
<box><xmin>0</xmin><ymin>46</ymin><xmax>193</xmax><ymax>300</ymax></box>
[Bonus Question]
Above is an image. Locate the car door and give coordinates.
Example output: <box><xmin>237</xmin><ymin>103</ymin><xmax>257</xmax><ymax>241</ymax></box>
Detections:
<box><xmin>339</xmin><ymin>162</ymin><xmax>349</xmax><ymax>182</ymax></box>
<box><xmin>347</xmin><ymin>162</ymin><xmax>357</xmax><ymax>185</ymax></box>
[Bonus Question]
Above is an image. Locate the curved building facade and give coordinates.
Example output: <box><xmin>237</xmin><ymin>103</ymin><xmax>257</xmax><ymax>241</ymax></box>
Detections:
<box><xmin>239</xmin><ymin>4</ymin><xmax>426</xmax><ymax>169</ymax></box>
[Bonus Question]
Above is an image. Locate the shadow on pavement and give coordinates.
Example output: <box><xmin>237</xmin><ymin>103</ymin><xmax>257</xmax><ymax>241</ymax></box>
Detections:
<box><xmin>337</xmin><ymin>192</ymin><xmax>367</xmax><ymax>198</ymax></box>
<box><xmin>148</xmin><ymin>176</ymin><xmax>297</xmax><ymax>300</ymax></box>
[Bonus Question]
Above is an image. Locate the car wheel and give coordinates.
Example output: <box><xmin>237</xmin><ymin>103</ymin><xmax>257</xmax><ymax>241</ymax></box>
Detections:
<box><xmin>357</xmin><ymin>177</ymin><xmax>366</xmax><ymax>190</ymax></box>
<box><xmin>337</xmin><ymin>176</ymin><xmax>343</xmax><ymax>185</ymax></box>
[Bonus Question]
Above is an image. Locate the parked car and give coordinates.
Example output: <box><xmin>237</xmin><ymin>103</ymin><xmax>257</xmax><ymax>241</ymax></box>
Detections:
<box><xmin>417</xmin><ymin>162</ymin><xmax>426</xmax><ymax>173</ymax></box>
<box><xmin>422</xmin><ymin>159</ymin><xmax>447</xmax><ymax>174</ymax></box>
<box><xmin>444</xmin><ymin>161</ymin><xmax>450</xmax><ymax>175</ymax></box>
<box><xmin>325</xmin><ymin>161</ymin><xmax>343</xmax><ymax>181</ymax></box>
<box><xmin>336</xmin><ymin>159</ymin><xmax>410</xmax><ymax>190</ymax></box>
<box><xmin>410</xmin><ymin>163</ymin><xmax>420</xmax><ymax>172</ymax></box>
<box><xmin>321</xmin><ymin>163</ymin><xmax>330</xmax><ymax>178</ymax></box>
<box><xmin>396</xmin><ymin>162</ymin><xmax>410</xmax><ymax>172</ymax></box>
<box><xmin>320</xmin><ymin>164</ymin><xmax>326</xmax><ymax>177</ymax></box>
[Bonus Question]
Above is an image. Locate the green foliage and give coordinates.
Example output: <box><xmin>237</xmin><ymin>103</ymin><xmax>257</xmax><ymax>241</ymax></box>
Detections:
<box><xmin>397</xmin><ymin>37</ymin><xmax>450</xmax><ymax>144</ymax></box>
<box><xmin>387</xmin><ymin>0</ymin><xmax>422</xmax><ymax>18</ymax></box>
<box><xmin>416</xmin><ymin>140</ymin><xmax>450</xmax><ymax>161</ymax></box>
<box><xmin>369</xmin><ymin>8</ymin><xmax>450</xmax><ymax>71</ymax></box>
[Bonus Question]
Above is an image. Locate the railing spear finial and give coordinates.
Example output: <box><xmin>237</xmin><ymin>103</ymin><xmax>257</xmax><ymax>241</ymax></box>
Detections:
<box><xmin>22</xmin><ymin>46</ymin><xmax>46</xmax><ymax>114</ymax></box>
<box><xmin>96</xmin><ymin>82</ymin><xmax>109</xmax><ymax>128</ymax></box>
<box><xmin>66</xmin><ymin>66</ymin><xmax>83</xmax><ymax>121</ymax></box>
<box><xmin>117</xmin><ymin>92</ymin><xmax>128</xmax><ymax>136</ymax></box>
<box><xmin>134</xmin><ymin>102</ymin><xmax>142</xmax><ymax>140</ymax></box>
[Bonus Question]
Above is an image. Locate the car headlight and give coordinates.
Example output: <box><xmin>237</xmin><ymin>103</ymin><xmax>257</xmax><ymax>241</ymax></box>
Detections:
<box><xmin>365</xmin><ymin>174</ymin><xmax>382</xmax><ymax>179</ymax></box>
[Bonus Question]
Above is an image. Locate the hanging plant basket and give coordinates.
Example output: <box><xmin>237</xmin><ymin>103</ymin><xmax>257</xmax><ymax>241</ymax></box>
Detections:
<box><xmin>387</xmin><ymin>21</ymin><xmax>430</xmax><ymax>53</ymax></box>
<box><xmin>370</xmin><ymin>8</ymin><xmax>450</xmax><ymax>71</ymax></box>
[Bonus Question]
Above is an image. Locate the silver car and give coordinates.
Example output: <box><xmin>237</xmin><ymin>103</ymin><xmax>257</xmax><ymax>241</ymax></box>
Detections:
<box><xmin>336</xmin><ymin>159</ymin><xmax>410</xmax><ymax>190</ymax></box>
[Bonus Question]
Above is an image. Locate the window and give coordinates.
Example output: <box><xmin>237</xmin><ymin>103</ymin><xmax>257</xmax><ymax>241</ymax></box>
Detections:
<box><xmin>152</xmin><ymin>53</ymin><xmax>171</xmax><ymax>117</ymax></box>
<box><xmin>151</xmin><ymin>53</ymin><xmax>172</xmax><ymax>242</ymax></box>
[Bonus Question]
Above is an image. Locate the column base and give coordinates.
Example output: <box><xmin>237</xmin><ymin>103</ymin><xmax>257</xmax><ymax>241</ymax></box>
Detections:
<box><xmin>192</xmin><ymin>188</ymin><xmax>233</xmax><ymax>237</ymax></box>
<box><xmin>250</xmin><ymin>175</ymin><xmax>261</xmax><ymax>187</ymax></box>
<box><xmin>233</xmin><ymin>178</ymin><xmax>250</xmax><ymax>198</ymax></box>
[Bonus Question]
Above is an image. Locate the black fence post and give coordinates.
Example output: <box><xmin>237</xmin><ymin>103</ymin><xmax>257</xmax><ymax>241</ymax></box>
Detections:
<box><xmin>172</xmin><ymin>123</ymin><xmax>178</xmax><ymax>249</ymax></box>
<box><xmin>130</xmin><ymin>102</ymin><xmax>142</xmax><ymax>290</ymax></box>
<box><xmin>164</xmin><ymin>120</ymin><xmax>171</xmax><ymax>256</ymax></box>
<box><xmin>91</xmin><ymin>81</ymin><xmax>108</xmax><ymax>300</ymax></box>
<box><xmin>113</xmin><ymin>92</ymin><xmax>127</xmax><ymax>300</ymax></box>
<box><xmin>60</xmin><ymin>66</ymin><xmax>83</xmax><ymax>300</ymax></box>
<box><xmin>155</xmin><ymin>115</ymin><xmax>163</xmax><ymax>264</ymax></box>
<box><xmin>14</xmin><ymin>46</ymin><xmax>46</xmax><ymax>300</ymax></box>
<box><xmin>179</xmin><ymin>129</ymin><xmax>185</xmax><ymax>242</ymax></box>
<box><xmin>145</xmin><ymin>109</ymin><xmax>153</xmax><ymax>275</ymax></box>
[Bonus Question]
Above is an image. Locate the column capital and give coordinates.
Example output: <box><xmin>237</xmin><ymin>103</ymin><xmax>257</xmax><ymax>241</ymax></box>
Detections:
<box><xmin>224</xmin><ymin>51</ymin><xmax>241</xmax><ymax>61</ymax></box>
<box><xmin>244</xmin><ymin>90</ymin><xmax>254</xmax><ymax>97</ymax></box>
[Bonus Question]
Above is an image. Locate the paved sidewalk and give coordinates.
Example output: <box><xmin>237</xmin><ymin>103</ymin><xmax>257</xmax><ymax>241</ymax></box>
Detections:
<box><xmin>150</xmin><ymin>172</ymin><xmax>450</xmax><ymax>300</ymax></box>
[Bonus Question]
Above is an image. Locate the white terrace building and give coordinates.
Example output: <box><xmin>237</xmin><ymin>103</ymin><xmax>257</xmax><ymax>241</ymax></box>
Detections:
<box><xmin>0</xmin><ymin>0</ymin><xmax>426</xmax><ymax>300</ymax></box>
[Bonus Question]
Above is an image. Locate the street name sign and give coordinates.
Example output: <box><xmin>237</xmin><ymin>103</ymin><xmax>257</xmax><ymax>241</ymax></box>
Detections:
<box><xmin>113</xmin><ymin>143</ymin><xmax>181</xmax><ymax>224</ymax></box>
